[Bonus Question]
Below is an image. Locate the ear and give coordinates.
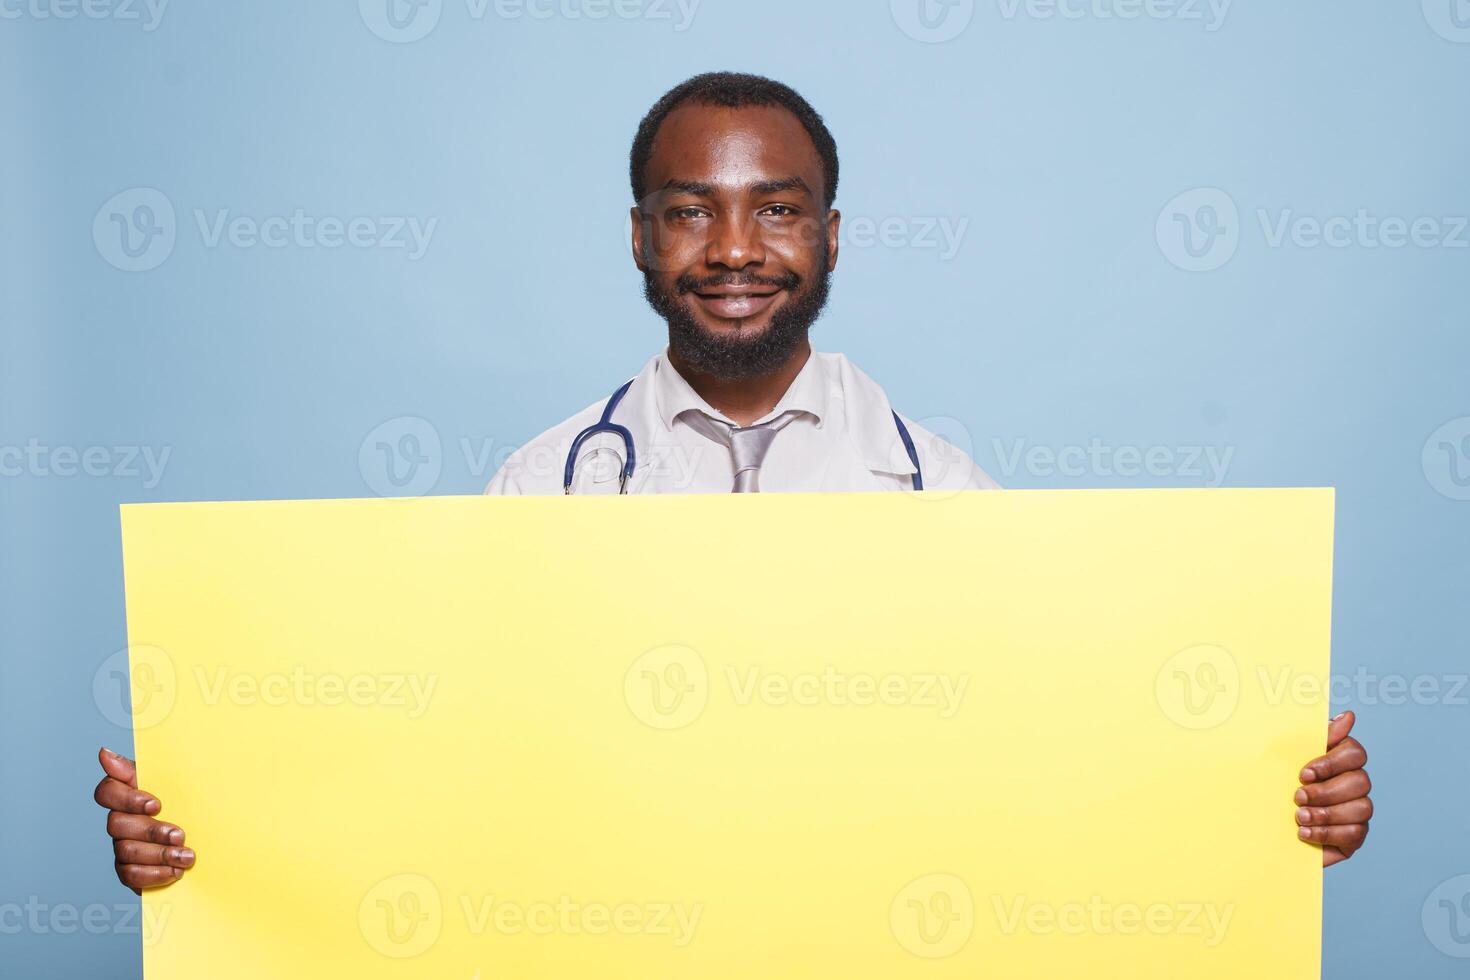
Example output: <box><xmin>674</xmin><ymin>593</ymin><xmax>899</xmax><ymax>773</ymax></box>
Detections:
<box><xmin>630</xmin><ymin>206</ymin><xmax>648</xmax><ymax>272</ymax></box>
<box><xmin>825</xmin><ymin>209</ymin><xmax>841</xmax><ymax>272</ymax></box>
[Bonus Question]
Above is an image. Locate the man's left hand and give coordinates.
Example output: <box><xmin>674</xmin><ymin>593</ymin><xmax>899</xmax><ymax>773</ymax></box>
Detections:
<box><xmin>1296</xmin><ymin>710</ymin><xmax>1372</xmax><ymax>867</ymax></box>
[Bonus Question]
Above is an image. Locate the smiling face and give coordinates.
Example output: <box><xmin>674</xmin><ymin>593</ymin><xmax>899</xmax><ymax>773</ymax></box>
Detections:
<box><xmin>632</xmin><ymin>102</ymin><xmax>840</xmax><ymax>380</ymax></box>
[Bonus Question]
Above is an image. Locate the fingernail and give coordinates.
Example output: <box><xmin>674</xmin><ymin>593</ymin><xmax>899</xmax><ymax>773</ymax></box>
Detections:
<box><xmin>1296</xmin><ymin>807</ymin><xmax>1311</xmax><ymax>823</ymax></box>
<box><xmin>169</xmin><ymin>828</ymin><xmax>183</xmax><ymax>845</ymax></box>
<box><xmin>179</xmin><ymin>848</ymin><xmax>195</xmax><ymax>863</ymax></box>
<box><xmin>1294</xmin><ymin>788</ymin><xmax>1308</xmax><ymax>804</ymax></box>
<box><xmin>1332</xmin><ymin>711</ymin><xmax>1346</xmax><ymax>721</ymax></box>
<box><xmin>1300</xmin><ymin>767</ymin><xmax>1317</xmax><ymax>782</ymax></box>
<box><xmin>144</xmin><ymin>799</ymin><xmax>160</xmax><ymax>815</ymax></box>
<box><xmin>1298</xmin><ymin>827</ymin><xmax>1312</xmax><ymax>840</ymax></box>
<box><xmin>103</xmin><ymin>747</ymin><xmax>119</xmax><ymax>759</ymax></box>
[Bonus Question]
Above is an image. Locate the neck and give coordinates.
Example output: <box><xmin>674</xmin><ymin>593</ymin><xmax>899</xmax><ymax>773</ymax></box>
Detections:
<box><xmin>668</xmin><ymin>340</ymin><xmax>812</xmax><ymax>427</ymax></box>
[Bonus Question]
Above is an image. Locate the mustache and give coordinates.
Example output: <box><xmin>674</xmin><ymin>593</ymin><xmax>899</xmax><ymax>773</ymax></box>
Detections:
<box><xmin>675</xmin><ymin>271</ymin><xmax>801</xmax><ymax>294</ymax></box>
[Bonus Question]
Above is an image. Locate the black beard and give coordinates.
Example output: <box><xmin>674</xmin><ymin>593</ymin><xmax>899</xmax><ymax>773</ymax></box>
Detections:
<box><xmin>642</xmin><ymin>263</ymin><xmax>833</xmax><ymax>382</ymax></box>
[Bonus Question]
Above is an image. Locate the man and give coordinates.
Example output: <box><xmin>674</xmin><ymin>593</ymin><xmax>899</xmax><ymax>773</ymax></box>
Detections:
<box><xmin>95</xmin><ymin>72</ymin><xmax>1372</xmax><ymax>892</ymax></box>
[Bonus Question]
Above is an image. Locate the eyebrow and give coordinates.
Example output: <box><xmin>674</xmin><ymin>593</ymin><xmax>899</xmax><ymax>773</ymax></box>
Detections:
<box><xmin>657</xmin><ymin>176</ymin><xmax>814</xmax><ymax>198</ymax></box>
<box><xmin>751</xmin><ymin>176</ymin><xmax>812</xmax><ymax>196</ymax></box>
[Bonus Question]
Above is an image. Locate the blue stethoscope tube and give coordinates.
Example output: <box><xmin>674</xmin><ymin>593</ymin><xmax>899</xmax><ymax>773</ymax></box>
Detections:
<box><xmin>563</xmin><ymin>379</ymin><xmax>925</xmax><ymax>493</ymax></box>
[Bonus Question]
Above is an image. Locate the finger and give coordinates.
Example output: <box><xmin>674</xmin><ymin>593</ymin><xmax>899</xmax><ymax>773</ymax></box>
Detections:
<box><xmin>1300</xmin><ymin>736</ymin><xmax>1367</xmax><ymax>783</ymax></box>
<box><xmin>113</xmin><ymin>839</ymin><xmax>195</xmax><ymax>869</ymax></box>
<box><xmin>1326</xmin><ymin>710</ymin><xmax>1355</xmax><ymax>750</ymax></box>
<box><xmin>115</xmin><ymin>864</ymin><xmax>184</xmax><ymax>890</ymax></box>
<box><xmin>106</xmin><ymin>812</ymin><xmax>184</xmax><ymax>847</ymax></box>
<box><xmin>1298</xmin><ymin>822</ymin><xmax>1369</xmax><ymax>850</ymax></box>
<box><xmin>1296</xmin><ymin>798</ymin><xmax>1373</xmax><ymax>827</ymax></box>
<box><xmin>98</xmin><ymin>747</ymin><xmax>138</xmax><ymax>789</ymax></box>
<box><xmin>93</xmin><ymin>776</ymin><xmax>161</xmax><ymax>816</ymax></box>
<box><xmin>1322</xmin><ymin>846</ymin><xmax>1351</xmax><ymax>868</ymax></box>
<box><xmin>1295</xmin><ymin>769</ymin><xmax>1371</xmax><ymax>806</ymax></box>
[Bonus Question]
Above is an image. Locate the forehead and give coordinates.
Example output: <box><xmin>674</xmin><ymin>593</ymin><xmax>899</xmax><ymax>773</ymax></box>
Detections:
<box><xmin>645</xmin><ymin>103</ymin><xmax>824</xmax><ymax>192</ymax></box>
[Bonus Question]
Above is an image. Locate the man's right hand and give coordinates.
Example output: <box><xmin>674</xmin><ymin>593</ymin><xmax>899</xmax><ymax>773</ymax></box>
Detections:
<box><xmin>93</xmin><ymin>748</ymin><xmax>195</xmax><ymax>894</ymax></box>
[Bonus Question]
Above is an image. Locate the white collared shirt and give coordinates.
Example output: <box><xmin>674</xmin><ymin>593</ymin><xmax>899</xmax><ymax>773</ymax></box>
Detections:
<box><xmin>484</xmin><ymin>349</ymin><xmax>1000</xmax><ymax>495</ymax></box>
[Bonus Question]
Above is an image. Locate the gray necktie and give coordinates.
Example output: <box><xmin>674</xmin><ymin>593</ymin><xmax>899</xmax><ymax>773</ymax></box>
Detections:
<box><xmin>727</xmin><ymin>414</ymin><xmax>796</xmax><ymax>492</ymax></box>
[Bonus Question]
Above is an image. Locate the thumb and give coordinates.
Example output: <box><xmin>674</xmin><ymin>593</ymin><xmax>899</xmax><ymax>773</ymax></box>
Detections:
<box><xmin>98</xmin><ymin>747</ymin><xmax>138</xmax><ymax>788</ymax></box>
<box><xmin>1326</xmin><ymin>710</ymin><xmax>1355</xmax><ymax>749</ymax></box>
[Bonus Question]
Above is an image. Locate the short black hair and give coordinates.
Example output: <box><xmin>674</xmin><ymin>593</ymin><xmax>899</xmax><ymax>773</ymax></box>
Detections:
<box><xmin>629</xmin><ymin>71</ymin><xmax>840</xmax><ymax>210</ymax></box>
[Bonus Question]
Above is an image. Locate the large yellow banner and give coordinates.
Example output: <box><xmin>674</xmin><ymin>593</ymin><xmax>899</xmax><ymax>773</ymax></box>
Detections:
<box><xmin>120</xmin><ymin>489</ymin><xmax>1331</xmax><ymax>978</ymax></box>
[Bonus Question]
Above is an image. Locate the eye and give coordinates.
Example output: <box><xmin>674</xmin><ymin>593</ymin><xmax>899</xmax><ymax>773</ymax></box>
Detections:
<box><xmin>761</xmin><ymin>204</ymin><xmax>799</xmax><ymax>217</ymax></box>
<box><xmin>668</xmin><ymin>206</ymin><xmax>709</xmax><ymax>222</ymax></box>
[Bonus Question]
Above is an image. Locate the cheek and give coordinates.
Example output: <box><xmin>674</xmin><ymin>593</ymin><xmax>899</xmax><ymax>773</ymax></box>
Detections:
<box><xmin>640</xmin><ymin>219</ymin><xmax>707</xmax><ymax>274</ymax></box>
<box><xmin>765</xmin><ymin>222</ymin><xmax>828</xmax><ymax>273</ymax></box>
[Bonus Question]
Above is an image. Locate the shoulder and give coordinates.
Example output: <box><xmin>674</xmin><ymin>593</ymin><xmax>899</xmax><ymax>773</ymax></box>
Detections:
<box><xmin>486</xmin><ymin>355</ymin><xmax>662</xmax><ymax>496</ymax></box>
<box><xmin>825</xmin><ymin>352</ymin><xmax>1001</xmax><ymax>491</ymax></box>
<box><xmin>482</xmin><ymin>398</ymin><xmax>606</xmax><ymax>496</ymax></box>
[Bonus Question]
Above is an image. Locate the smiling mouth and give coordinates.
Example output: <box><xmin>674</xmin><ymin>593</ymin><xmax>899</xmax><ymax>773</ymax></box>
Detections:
<box><xmin>691</xmin><ymin>288</ymin><xmax>783</xmax><ymax>320</ymax></box>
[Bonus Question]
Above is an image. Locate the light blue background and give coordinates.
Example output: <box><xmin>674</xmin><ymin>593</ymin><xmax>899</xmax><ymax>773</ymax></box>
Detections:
<box><xmin>3</xmin><ymin>1</ymin><xmax>1468</xmax><ymax>976</ymax></box>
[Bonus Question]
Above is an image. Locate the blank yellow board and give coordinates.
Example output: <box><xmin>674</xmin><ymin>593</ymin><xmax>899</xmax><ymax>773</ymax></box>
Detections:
<box><xmin>120</xmin><ymin>489</ymin><xmax>1332</xmax><ymax>979</ymax></box>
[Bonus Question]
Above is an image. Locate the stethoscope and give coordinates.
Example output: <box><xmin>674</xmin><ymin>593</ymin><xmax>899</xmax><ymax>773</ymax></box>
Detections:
<box><xmin>563</xmin><ymin>378</ymin><xmax>925</xmax><ymax>493</ymax></box>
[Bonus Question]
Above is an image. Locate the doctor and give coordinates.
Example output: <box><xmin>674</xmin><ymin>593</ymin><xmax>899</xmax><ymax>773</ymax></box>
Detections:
<box><xmin>95</xmin><ymin>72</ymin><xmax>1371</xmax><ymax>889</ymax></box>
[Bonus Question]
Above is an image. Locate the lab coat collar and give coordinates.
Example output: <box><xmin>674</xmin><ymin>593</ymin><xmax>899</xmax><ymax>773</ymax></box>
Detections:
<box><xmin>636</xmin><ymin>345</ymin><xmax>917</xmax><ymax>480</ymax></box>
<box><xmin>652</xmin><ymin>345</ymin><xmax>829</xmax><ymax>431</ymax></box>
<box><xmin>828</xmin><ymin>353</ymin><xmax>920</xmax><ymax>478</ymax></box>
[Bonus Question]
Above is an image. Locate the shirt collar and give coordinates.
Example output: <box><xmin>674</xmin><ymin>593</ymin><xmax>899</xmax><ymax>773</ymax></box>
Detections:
<box><xmin>645</xmin><ymin>346</ymin><xmax>917</xmax><ymax>478</ymax></box>
<box><xmin>652</xmin><ymin>346</ymin><xmax>831</xmax><ymax>432</ymax></box>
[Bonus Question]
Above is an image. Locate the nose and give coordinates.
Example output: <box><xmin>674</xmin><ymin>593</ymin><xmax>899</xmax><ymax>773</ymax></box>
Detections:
<box><xmin>704</xmin><ymin>212</ymin><xmax>766</xmax><ymax>271</ymax></box>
